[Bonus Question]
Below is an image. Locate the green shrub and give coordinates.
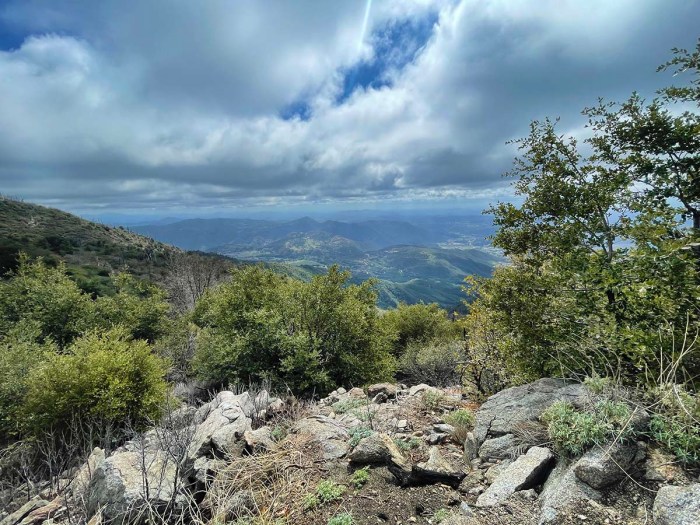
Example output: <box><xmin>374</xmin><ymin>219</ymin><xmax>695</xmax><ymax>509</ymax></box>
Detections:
<box><xmin>351</xmin><ymin>466</ymin><xmax>370</xmax><ymax>488</ymax></box>
<box><xmin>393</xmin><ymin>437</ymin><xmax>420</xmax><ymax>451</ymax></box>
<box><xmin>541</xmin><ymin>400</ymin><xmax>635</xmax><ymax>456</ymax></box>
<box><xmin>421</xmin><ymin>390</ymin><xmax>445</xmax><ymax>411</ymax></box>
<box><xmin>348</xmin><ymin>427</ymin><xmax>374</xmax><ymax>447</ymax></box>
<box><xmin>583</xmin><ymin>374</ymin><xmax>614</xmax><ymax>395</ymax></box>
<box><xmin>432</xmin><ymin>509</ymin><xmax>450</xmax><ymax>523</ymax></box>
<box><xmin>445</xmin><ymin>408</ymin><xmax>475</xmax><ymax>444</ymax></box>
<box><xmin>649</xmin><ymin>389</ymin><xmax>700</xmax><ymax>466</ymax></box>
<box><xmin>399</xmin><ymin>340</ymin><xmax>466</xmax><ymax>387</ymax></box>
<box><xmin>316</xmin><ymin>480</ymin><xmax>345</xmax><ymax>504</ymax></box>
<box><xmin>378</xmin><ymin>302</ymin><xmax>459</xmax><ymax>356</ymax></box>
<box><xmin>22</xmin><ymin>328</ymin><xmax>168</xmax><ymax>435</ymax></box>
<box><xmin>304</xmin><ymin>480</ymin><xmax>345</xmax><ymax>510</ymax></box>
<box><xmin>332</xmin><ymin>398</ymin><xmax>365</xmax><ymax>415</ymax></box>
<box><xmin>327</xmin><ymin>513</ymin><xmax>354</xmax><ymax>525</ymax></box>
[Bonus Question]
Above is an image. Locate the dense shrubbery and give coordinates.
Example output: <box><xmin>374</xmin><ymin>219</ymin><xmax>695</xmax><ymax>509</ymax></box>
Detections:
<box><xmin>0</xmin><ymin>257</ymin><xmax>171</xmax><ymax>442</ymax></box>
<box><xmin>399</xmin><ymin>340</ymin><xmax>466</xmax><ymax>387</ymax></box>
<box><xmin>193</xmin><ymin>265</ymin><xmax>395</xmax><ymax>394</ymax></box>
<box><xmin>23</xmin><ymin>329</ymin><xmax>168</xmax><ymax>435</ymax></box>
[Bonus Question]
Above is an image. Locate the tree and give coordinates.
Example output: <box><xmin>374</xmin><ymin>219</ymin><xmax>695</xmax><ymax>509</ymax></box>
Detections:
<box><xmin>163</xmin><ymin>252</ymin><xmax>231</xmax><ymax>313</ymax></box>
<box><xmin>467</xmin><ymin>42</ymin><xmax>700</xmax><ymax>385</ymax></box>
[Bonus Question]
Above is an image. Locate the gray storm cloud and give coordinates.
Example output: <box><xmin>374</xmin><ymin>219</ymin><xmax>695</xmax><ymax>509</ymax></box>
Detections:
<box><xmin>0</xmin><ymin>0</ymin><xmax>697</xmax><ymax>212</ymax></box>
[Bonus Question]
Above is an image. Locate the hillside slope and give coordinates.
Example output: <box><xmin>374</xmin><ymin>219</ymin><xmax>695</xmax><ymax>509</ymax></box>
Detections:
<box><xmin>0</xmin><ymin>197</ymin><xmax>199</xmax><ymax>294</ymax></box>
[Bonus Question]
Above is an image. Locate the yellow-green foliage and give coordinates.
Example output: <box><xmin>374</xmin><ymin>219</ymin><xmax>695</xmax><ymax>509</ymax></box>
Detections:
<box><xmin>23</xmin><ymin>328</ymin><xmax>167</xmax><ymax>434</ymax></box>
<box><xmin>649</xmin><ymin>388</ymin><xmax>700</xmax><ymax>466</ymax></box>
<box><xmin>378</xmin><ymin>302</ymin><xmax>459</xmax><ymax>356</ymax></box>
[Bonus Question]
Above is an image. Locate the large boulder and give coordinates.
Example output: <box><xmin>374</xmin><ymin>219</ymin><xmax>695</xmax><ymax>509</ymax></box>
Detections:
<box><xmin>653</xmin><ymin>483</ymin><xmax>700</xmax><ymax>525</ymax></box>
<box><xmin>188</xmin><ymin>391</ymin><xmax>253</xmax><ymax>461</ymax></box>
<box><xmin>412</xmin><ymin>446</ymin><xmax>467</xmax><ymax>487</ymax></box>
<box><xmin>367</xmin><ymin>383</ymin><xmax>398</xmax><ymax>398</ymax></box>
<box><xmin>476</xmin><ymin>446</ymin><xmax>554</xmax><ymax>507</ymax></box>
<box><xmin>349</xmin><ymin>433</ymin><xmax>403</xmax><ymax>465</ymax></box>
<box><xmin>474</xmin><ymin>378</ymin><xmax>587</xmax><ymax>444</ymax></box>
<box><xmin>538</xmin><ymin>460</ymin><xmax>602</xmax><ymax>525</ymax></box>
<box><xmin>291</xmin><ymin>415</ymin><xmax>350</xmax><ymax>460</ymax></box>
<box><xmin>478</xmin><ymin>434</ymin><xmax>517</xmax><ymax>460</ymax></box>
<box><xmin>86</xmin><ymin>450</ymin><xmax>184</xmax><ymax>523</ymax></box>
<box><xmin>573</xmin><ymin>441</ymin><xmax>638</xmax><ymax>489</ymax></box>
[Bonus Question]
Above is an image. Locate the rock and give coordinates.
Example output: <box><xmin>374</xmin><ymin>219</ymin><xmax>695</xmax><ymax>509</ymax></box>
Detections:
<box><xmin>653</xmin><ymin>483</ymin><xmax>700</xmax><ymax>525</ymax></box>
<box><xmin>0</xmin><ymin>499</ymin><xmax>49</xmax><ymax>525</ymax></box>
<box><xmin>474</xmin><ymin>378</ymin><xmax>587</xmax><ymax>444</ymax></box>
<box><xmin>188</xmin><ymin>391</ymin><xmax>253</xmax><ymax>461</ymax></box>
<box><xmin>69</xmin><ymin>447</ymin><xmax>106</xmax><ymax>499</ymax></box>
<box><xmin>574</xmin><ymin>441</ymin><xmax>638</xmax><ymax>489</ymax></box>
<box><xmin>291</xmin><ymin>415</ymin><xmax>350</xmax><ymax>459</ymax></box>
<box><xmin>367</xmin><ymin>383</ymin><xmax>398</xmax><ymax>398</ymax></box>
<box><xmin>538</xmin><ymin>461</ymin><xmax>602</xmax><ymax>525</ymax></box>
<box><xmin>86</xmin><ymin>450</ymin><xmax>184</xmax><ymax>523</ymax></box>
<box><xmin>478</xmin><ymin>434</ymin><xmax>517</xmax><ymax>460</ymax></box>
<box><xmin>409</xmin><ymin>384</ymin><xmax>438</xmax><ymax>396</ymax></box>
<box><xmin>17</xmin><ymin>498</ymin><xmax>65</xmax><ymax>525</ymax></box>
<box><xmin>372</xmin><ymin>392</ymin><xmax>388</xmax><ymax>404</ymax></box>
<box><xmin>349</xmin><ymin>433</ymin><xmax>403</xmax><ymax>465</ymax></box>
<box><xmin>209</xmin><ymin>490</ymin><xmax>255</xmax><ymax>521</ymax></box>
<box><xmin>193</xmin><ymin>456</ymin><xmax>227</xmax><ymax>485</ymax></box>
<box><xmin>645</xmin><ymin>448</ymin><xmax>687</xmax><ymax>483</ymax></box>
<box><xmin>336</xmin><ymin>387</ymin><xmax>347</xmax><ymax>395</ymax></box>
<box><xmin>413</xmin><ymin>446</ymin><xmax>466</xmax><ymax>487</ymax></box>
<box><xmin>427</xmin><ymin>432</ymin><xmax>447</xmax><ymax>445</ymax></box>
<box><xmin>484</xmin><ymin>459</ymin><xmax>513</xmax><ymax>484</ymax></box>
<box><xmin>243</xmin><ymin>427</ymin><xmax>275</xmax><ymax>453</ymax></box>
<box><xmin>348</xmin><ymin>387</ymin><xmax>365</xmax><ymax>397</ymax></box>
<box><xmin>458</xmin><ymin>469</ymin><xmax>485</xmax><ymax>493</ymax></box>
<box><xmin>463</xmin><ymin>432</ymin><xmax>478</xmax><ymax>461</ymax></box>
<box><xmin>476</xmin><ymin>446</ymin><xmax>554</xmax><ymax>507</ymax></box>
<box><xmin>434</xmin><ymin>423</ymin><xmax>455</xmax><ymax>434</ymax></box>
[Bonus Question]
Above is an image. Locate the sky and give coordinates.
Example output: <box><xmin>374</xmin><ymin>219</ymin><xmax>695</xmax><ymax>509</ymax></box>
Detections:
<box><xmin>0</xmin><ymin>0</ymin><xmax>698</xmax><ymax>220</ymax></box>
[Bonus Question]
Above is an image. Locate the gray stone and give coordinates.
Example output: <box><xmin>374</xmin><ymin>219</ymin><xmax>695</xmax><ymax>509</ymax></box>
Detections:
<box><xmin>413</xmin><ymin>446</ymin><xmax>466</xmax><ymax>487</ymax></box>
<box><xmin>476</xmin><ymin>446</ymin><xmax>554</xmax><ymax>507</ymax></box>
<box><xmin>427</xmin><ymin>432</ymin><xmax>448</xmax><ymax>445</ymax></box>
<box><xmin>243</xmin><ymin>426</ymin><xmax>275</xmax><ymax>454</ymax></box>
<box><xmin>474</xmin><ymin>378</ymin><xmax>588</xmax><ymax>444</ymax></box>
<box><xmin>478</xmin><ymin>434</ymin><xmax>517</xmax><ymax>460</ymax></box>
<box><xmin>349</xmin><ymin>433</ymin><xmax>402</xmax><ymax>464</ymax></box>
<box><xmin>367</xmin><ymin>383</ymin><xmax>398</xmax><ymax>398</ymax></box>
<box><xmin>484</xmin><ymin>459</ymin><xmax>513</xmax><ymax>484</ymax></box>
<box><xmin>409</xmin><ymin>384</ymin><xmax>438</xmax><ymax>396</ymax></box>
<box><xmin>291</xmin><ymin>415</ymin><xmax>350</xmax><ymax>459</ymax></box>
<box><xmin>653</xmin><ymin>484</ymin><xmax>700</xmax><ymax>525</ymax></box>
<box><xmin>538</xmin><ymin>461</ymin><xmax>602</xmax><ymax>525</ymax></box>
<box><xmin>574</xmin><ymin>441</ymin><xmax>638</xmax><ymax>489</ymax></box>
<box><xmin>463</xmin><ymin>432</ymin><xmax>478</xmax><ymax>461</ymax></box>
<box><xmin>434</xmin><ymin>423</ymin><xmax>455</xmax><ymax>434</ymax></box>
<box><xmin>86</xmin><ymin>450</ymin><xmax>185</xmax><ymax>524</ymax></box>
<box><xmin>372</xmin><ymin>392</ymin><xmax>388</xmax><ymax>404</ymax></box>
<box><xmin>0</xmin><ymin>499</ymin><xmax>49</xmax><ymax>525</ymax></box>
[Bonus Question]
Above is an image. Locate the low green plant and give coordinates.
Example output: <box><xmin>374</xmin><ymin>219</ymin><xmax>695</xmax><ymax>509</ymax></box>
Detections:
<box><xmin>304</xmin><ymin>479</ymin><xmax>345</xmax><ymax>509</ymax></box>
<box><xmin>540</xmin><ymin>400</ymin><xmax>635</xmax><ymax>456</ymax></box>
<box><xmin>327</xmin><ymin>513</ymin><xmax>354</xmax><ymax>525</ymax></box>
<box><xmin>393</xmin><ymin>437</ymin><xmax>420</xmax><ymax>451</ymax></box>
<box><xmin>270</xmin><ymin>424</ymin><xmax>287</xmax><ymax>442</ymax></box>
<box><xmin>583</xmin><ymin>374</ymin><xmax>614</xmax><ymax>395</ymax></box>
<box><xmin>332</xmin><ymin>398</ymin><xmax>365</xmax><ymax>414</ymax></box>
<box><xmin>348</xmin><ymin>426</ymin><xmax>374</xmax><ymax>447</ymax></box>
<box><xmin>432</xmin><ymin>508</ymin><xmax>450</xmax><ymax>523</ymax></box>
<box><xmin>445</xmin><ymin>408</ymin><xmax>475</xmax><ymax>444</ymax></box>
<box><xmin>648</xmin><ymin>389</ymin><xmax>700</xmax><ymax>466</ymax></box>
<box><xmin>351</xmin><ymin>466</ymin><xmax>370</xmax><ymax>489</ymax></box>
<box><xmin>421</xmin><ymin>390</ymin><xmax>445</xmax><ymax>411</ymax></box>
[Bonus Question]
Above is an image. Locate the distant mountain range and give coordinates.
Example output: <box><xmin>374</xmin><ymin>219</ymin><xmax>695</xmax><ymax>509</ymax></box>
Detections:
<box><xmin>134</xmin><ymin>215</ymin><xmax>503</xmax><ymax>310</ymax></box>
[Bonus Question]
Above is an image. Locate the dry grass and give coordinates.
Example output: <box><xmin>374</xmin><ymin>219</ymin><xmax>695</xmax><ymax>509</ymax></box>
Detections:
<box><xmin>204</xmin><ymin>433</ymin><xmax>325</xmax><ymax>523</ymax></box>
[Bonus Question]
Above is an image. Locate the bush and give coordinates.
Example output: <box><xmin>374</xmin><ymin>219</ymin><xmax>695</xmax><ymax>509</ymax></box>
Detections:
<box><xmin>379</xmin><ymin>302</ymin><xmax>459</xmax><ymax>356</ymax></box>
<box><xmin>22</xmin><ymin>328</ymin><xmax>168</xmax><ymax>435</ymax></box>
<box><xmin>328</xmin><ymin>513</ymin><xmax>354</xmax><ymax>525</ymax></box>
<box><xmin>445</xmin><ymin>409</ymin><xmax>475</xmax><ymax>444</ymax></box>
<box><xmin>399</xmin><ymin>340</ymin><xmax>466</xmax><ymax>387</ymax></box>
<box><xmin>648</xmin><ymin>388</ymin><xmax>700</xmax><ymax>466</ymax></box>
<box><xmin>332</xmin><ymin>398</ymin><xmax>365</xmax><ymax>415</ymax></box>
<box><xmin>394</xmin><ymin>437</ymin><xmax>420</xmax><ymax>451</ymax></box>
<box><xmin>421</xmin><ymin>390</ymin><xmax>445</xmax><ymax>411</ymax></box>
<box><xmin>303</xmin><ymin>479</ymin><xmax>345</xmax><ymax>510</ymax></box>
<box><xmin>351</xmin><ymin>466</ymin><xmax>370</xmax><ymax>488</ymax></box>
<box><xmin>541</xmin><ymin>400</ymin><xmax>635</xmax><ymax>456</ymax></box>
<box><xmin>348</xmin><ymin>426</ymin><xmax>374</xmax><ymax>448</ymax></box>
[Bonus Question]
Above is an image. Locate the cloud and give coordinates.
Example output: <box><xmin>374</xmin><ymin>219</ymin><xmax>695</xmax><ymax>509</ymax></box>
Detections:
<box><xmin>0</xmin><ymin>0</ymin><xmax>697</xmax><ymax>213</ymax></box>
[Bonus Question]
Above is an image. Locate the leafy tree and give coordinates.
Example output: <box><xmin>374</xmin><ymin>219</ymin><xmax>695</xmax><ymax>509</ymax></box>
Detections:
<box><xmin>466</xmin><ymin>42</ymin><xmax>700</xmax><ymax>385</ymax></box>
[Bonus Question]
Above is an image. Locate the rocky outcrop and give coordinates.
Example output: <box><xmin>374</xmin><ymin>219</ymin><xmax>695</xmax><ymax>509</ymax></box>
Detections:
<box><xmin>573</xmin><ymin>441</ymin><xmax>638</xmax><ymax>489</ymax></box>
<box><xmin>413</xmin><ymin>446</ymin><xmax>467</xmax><ymax>487</ymax></box>
<box><xmin>653</xmin><ymin>483</ymin><xmax>700</xmax><ymax>525</ymax></box>
<box><xmin>473</xmin><ymin>378</ymin><xmax>587</xmax><ymax>444</ymax></box>
<box><xmin>538</xmin><ymin>460</ymin><xmax>602</xmax><ymax>525</ymax></box>
<box><xmin>476</xmin><ymin>447</ymin><xmax>554</xmax><ymax>507</ymax></box>
<box><xmin>86</xmin><ymin>450</ymin><xmax>184</xmax><ymax>523</ymax></box>
<box><xmin>291</xmin><ymin>415</ymin><xmax>350</xmax><ymax>459</ymax></box>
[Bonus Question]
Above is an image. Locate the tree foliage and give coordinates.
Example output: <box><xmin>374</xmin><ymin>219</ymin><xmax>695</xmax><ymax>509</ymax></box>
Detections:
<box><xmin>465</xmin><ymin>42</ymin><xmax>700</xmax><ymax>386</ymax></box>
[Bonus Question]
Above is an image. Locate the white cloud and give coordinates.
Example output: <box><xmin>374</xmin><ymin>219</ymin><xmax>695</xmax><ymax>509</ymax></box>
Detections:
<box><xmin>0</xmin><ymin>0</ymin><xmax>697</xmax><ymax>212</ymax></box>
